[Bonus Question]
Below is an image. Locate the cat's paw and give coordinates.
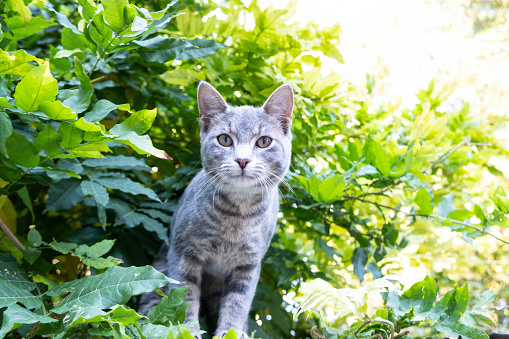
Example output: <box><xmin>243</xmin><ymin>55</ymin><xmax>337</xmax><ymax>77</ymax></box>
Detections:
<box><xmin>215</xmin><ymin>329</ymin><xmax>249</xmax><ymax>339</ymax></box>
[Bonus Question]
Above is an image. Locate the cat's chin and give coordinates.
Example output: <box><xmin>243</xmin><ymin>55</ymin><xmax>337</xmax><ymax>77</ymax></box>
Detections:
<box><xmin>221</xmin><ymin>174</ymin><xmax>266</xmax><ymax>192</ymax></box>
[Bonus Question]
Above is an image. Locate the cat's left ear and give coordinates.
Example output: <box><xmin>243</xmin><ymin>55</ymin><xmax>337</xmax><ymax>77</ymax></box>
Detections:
<box><xmin>263</xmin><ymin>84</ymin><xmax>294</xmax><ymax>133</ymax></box>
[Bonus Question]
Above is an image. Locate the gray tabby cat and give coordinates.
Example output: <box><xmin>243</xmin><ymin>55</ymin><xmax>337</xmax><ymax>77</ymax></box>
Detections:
<box><xmin>139</xmin><ymin>82</ymin><xmax>293</xmax><ymax>338</ymax></box>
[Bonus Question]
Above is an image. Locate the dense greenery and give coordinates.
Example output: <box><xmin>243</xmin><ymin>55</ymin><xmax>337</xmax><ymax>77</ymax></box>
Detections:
<box><xmin>0</xmin><ymin>0</ymin><xmax>508</xmax><ymax>338</ymax></box>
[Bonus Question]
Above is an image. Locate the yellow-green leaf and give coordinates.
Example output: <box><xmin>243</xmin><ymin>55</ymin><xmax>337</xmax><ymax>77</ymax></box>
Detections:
<box><xmin>14</xmin><ymin>62</ymin><xmax>57</xmax><ymax>112</ymax></box>
<box><xmin>102</xmin><ymin>0</ymin><xmax>130</xmax><ymax>32</ymax></box>
<box><xmin>39</xmin><ymin>101</ymin><xmax>77</xmax><ymax>120</ymax></box>
<box><xmin>415</xmin><ymin>187</ymin><xmax>433</xmax><ymax>215</ymax></box>
<box><xmin>6</xmin><ymin>0</ymin><xmax>32</xmax><ymax>25</ymax></box>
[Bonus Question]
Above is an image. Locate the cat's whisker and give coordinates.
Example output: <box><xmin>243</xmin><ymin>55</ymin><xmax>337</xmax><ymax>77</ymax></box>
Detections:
<box><xmin>262</xmin><ymin>168</ymin><xmax>297</xmax><ymax>199</ymax></box>
<box><xmin>193</xmin><ymin>171</ymin><xmax>224</xmax><ymax>203</ymax></box>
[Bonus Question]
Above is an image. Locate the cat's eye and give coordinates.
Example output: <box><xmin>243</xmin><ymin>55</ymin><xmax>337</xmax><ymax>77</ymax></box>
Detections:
<box><xmin>217</xmin><ymin>134</ymin><xmax>233</xmax><ymax>147</ymax></box>
<box><xmin>256</xmin><ymin>136</ymin><xmax>272</xmax><ymax>148</ymax></box>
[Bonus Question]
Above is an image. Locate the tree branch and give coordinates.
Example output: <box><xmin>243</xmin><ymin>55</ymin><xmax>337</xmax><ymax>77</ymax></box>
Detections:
<box><xmin>430</xmin><ymin>138</ymin><xmax>470</xmax><ymax>169</ymax></box>
<box><xmin>0</xmin><ymin>216</ymin><xmax>25</xmax><ymax>252</ymax></box>
<box><xmin>343</xmin><ymin>195</ymin><xmax>509</xmax><ymax>245</ymax></box>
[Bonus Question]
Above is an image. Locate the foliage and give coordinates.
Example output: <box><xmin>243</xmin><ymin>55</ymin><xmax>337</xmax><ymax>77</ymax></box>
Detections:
<box><xmin>296</xmin><ymin>275</ymin><xmax>495</xmax><ymax>338</ymax></box>
<box><xmin>0</xmin><ymin>0</ymin><xmax>508</xmax><ymax>338</ymax></box>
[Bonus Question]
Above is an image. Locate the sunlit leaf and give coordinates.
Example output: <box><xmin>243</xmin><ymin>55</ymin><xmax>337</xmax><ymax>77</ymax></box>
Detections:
<box><xmin>47</xmin><ymin>266</ymin><xmax>177</xmax><ymax>313</ymax></box>
<box><xmin>14</xmin><ymin>62</ymin><xmax>57</xmax><ymax>112</ymax></box>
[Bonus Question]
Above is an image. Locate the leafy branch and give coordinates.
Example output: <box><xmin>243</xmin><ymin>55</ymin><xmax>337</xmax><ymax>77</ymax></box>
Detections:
<box><xmin>343</xmin><ymin>195</ymin><xmax>509</xmax><ymax>245</ymax></box>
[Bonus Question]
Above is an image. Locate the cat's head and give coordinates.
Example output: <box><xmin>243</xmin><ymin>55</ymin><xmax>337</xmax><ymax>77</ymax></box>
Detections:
<box><xmin>197</xmin><ymin>82</ymin><xmax>293</xmax><ymax>193</ymax></box>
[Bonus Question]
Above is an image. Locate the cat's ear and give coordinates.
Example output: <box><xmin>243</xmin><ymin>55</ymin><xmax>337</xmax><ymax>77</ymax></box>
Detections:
<box><xmin>263</xmin><ymin>84</ymin><xmax>293</xmax><ymax>133</ymax></box>
<box><xmin>197</xmin><ymin>81</ymin><xmax>228</xmax><ymax>130</ymax></box>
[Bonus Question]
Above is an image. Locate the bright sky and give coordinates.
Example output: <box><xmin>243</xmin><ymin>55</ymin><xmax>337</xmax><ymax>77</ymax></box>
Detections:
<box><xmin>257</xmin><ymin>0</ymin><xmax>509</xmax><ymax>120</ymax></box>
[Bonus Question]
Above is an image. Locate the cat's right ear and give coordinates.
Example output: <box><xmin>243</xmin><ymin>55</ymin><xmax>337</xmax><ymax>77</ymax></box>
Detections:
<box><xmin>197</xmin><ymin>81</ymin><xmax>228</xmax><ymax>130</ymax></box>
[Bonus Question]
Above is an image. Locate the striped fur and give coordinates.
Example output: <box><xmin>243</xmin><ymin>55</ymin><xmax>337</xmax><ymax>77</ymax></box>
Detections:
<box><xmin>139</xmin><ymin>83</ymin><xmax>293</xmax><ymax>338</ymax></box>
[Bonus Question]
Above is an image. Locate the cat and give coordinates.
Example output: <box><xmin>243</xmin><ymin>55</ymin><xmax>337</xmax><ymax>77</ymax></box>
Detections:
<box><xmin>138</xmin><ymin>81</ymin><xmax>294</xmax><ymax>339</ymax></box>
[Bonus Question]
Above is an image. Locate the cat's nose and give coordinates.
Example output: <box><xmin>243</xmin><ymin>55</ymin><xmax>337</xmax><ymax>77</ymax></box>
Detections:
<box><xmin>236</xmin><ymin>159</ymin><xmax>250</xmax><ymax>169</ymax></box>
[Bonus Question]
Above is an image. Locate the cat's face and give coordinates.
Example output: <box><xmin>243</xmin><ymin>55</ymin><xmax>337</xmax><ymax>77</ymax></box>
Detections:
<box><xmin>197</xmin><ymin>82</ymin><xmax>293</xmax><ymax>192</ymax></box>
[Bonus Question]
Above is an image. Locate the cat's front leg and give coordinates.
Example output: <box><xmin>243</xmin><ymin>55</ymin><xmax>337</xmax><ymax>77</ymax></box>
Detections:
<box><xmin>214</xmin><ymin>263</ymin><xmax>260</xmax><ymax>339</ymax></box>
<box><xmin>168</xmin><ymin>248</ymin><xmax>204</xmax><ymax>338</ymax></box>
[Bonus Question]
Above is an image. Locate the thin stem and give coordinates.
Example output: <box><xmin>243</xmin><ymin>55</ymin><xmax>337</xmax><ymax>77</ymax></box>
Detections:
<box><xmin>394</xmin><ymin>331</ymin><xmax>410</xmax><ymax>339</ymax></box>
<box><xmin>430</xmin><ymin>138</ymin><xmax>470</xmax><ymax>169</ymax></box>
<box><xmin>359</xmin><ymin>181</ymin><xmax>402</xmax><ymax>198</ymax></box>
<box><xmin>36</xmin><ymin>284</ymin><xmax>55</xmax><ymax>339</ymax></box>
<box><xmin>0</xmin><ymin>216</ymin><xmax>25</xmax><ymax>252</ymax></box>
<box><xmin>89</xmin><ymin>33</ymin><xmax>119</xmax><ymax>78</ymax></box>
<box><xmin>343</xmin><ymin>195</ymin><xmax>509</xmax><ymax>245</ymax></box>
<box><xmin>69</xmin><ymin>75</ymin><xmax>108</xmax><ymax>90</ymax></box>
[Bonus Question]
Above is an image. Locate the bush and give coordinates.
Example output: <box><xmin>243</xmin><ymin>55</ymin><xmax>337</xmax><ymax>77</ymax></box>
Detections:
<box><xmin>0</xmin><ymin>0</ymin><xmax>507</xmax><ymax>338</ymax></box>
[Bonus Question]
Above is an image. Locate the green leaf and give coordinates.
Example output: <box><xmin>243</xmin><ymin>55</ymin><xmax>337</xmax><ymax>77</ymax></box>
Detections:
<box><xmin>83</xmin><ymin>155</ymin><xmax>151</xmax><ymax>171</ymax></box>
<box><xmin>23</xmin><ymin>247</ymin><xmax>41</xmax><ymax>264</ymax></box>
<box><xmin>435</xmin><ymin>324</ymin><xmax>489</xmax><ymax>339</ymax></box>
<box><xmin>473</xmin><ymin>204</ymin><xmax>487</xmax><ymax>225</ymax></box>
<box><xmin>141</xmin><ymin>216</ymin><xmax>167</xmax><ymax>242</ymax></box>
<box><xmin>27</xmin><ymin>228</ymin><xmax>42</xmax><ymax>247</ymax></box>
<box><xmin>472</xmin><ymin>290</ymin><xmax>495</xmax><ymax>310</ymax></box>
<box><xmin>14</xmin><ymin>62</ymin><xmax>57</xmax><ymax>112</ymax></box>
<box><xmin>108</xmin><ymin>198</ymin><xmax>146</xmax><ymax>227</ymax></box>
<box><xmin>319</xmin><ymin>41</ymin><xmax>344</xmax><ymax>63</ymax></box>
<box><xmin>399</xmin><ymin>275</ymin><xmax>437</xmax><ymax>315</ymax></box>
<box><xmin>115</xmin><ymin>131</ymin><xmax>171</xmax><ymax>159</ymax></box>
<box><xmin>363</xmin><ymin>136</ymin><xmax>391</xmax><ymax>177</ymax></box>
<box><xmin>351</xmin><ymin>247</ymin><xmax>368</xmax><ymax>282</ymax></box>
<box><xmin>69</xmin><ymin>305</ymin><xmax>142</xmax><ymax>328</ymax></box>
<box><xmin>3</xmin><ymin>16</ymin><xmax>55</xmax><ymax>40</ymax></box>
<box><xmin>175</xmin><ymin>38</ymin><xmax>225</xmax><ymax>60</ymax></box>
<box><xmin>0</xmin><ymin>111</ymin><xmax>13</xmax><ymax>155</ymax></box>
<box><xmin>0</xmin><ymin>257</ymin><xmax>36</xmax><ymax>291</ymax></box>
<box><xmin>102</xmin><ymin>0</ymin><xmax>130</xmax><ymax>32</ymax></box>
<box><xmin>39</xmin><ymin>100</ymin><xmax>77</xmax><ymax>120</ymax></box>
<box><xmin>82</xmin><ymin>256</ymin><xmax>120</xmax><ymax>270</ymax></box>
<box><xmin>5</xmin><ymin>131</ymin><xmax>40</xmax><ymax>168</ymax></box>
<box><xmin>46</xmin><ymin>6</ymin><xmax>82</xmax><ymax>35</ymax></box>
<box><xmin>447</xmin><ymin>209</ymin><xmax>474</xmax><ymax>222</ymax></box>
<box><xmin>415</xmin><ymin>187</ymin><xmax>433</xmax><ymax>215</ymax></box>
<box><xmin>318</xmin><ymin>174</ymin><xmax>345</xmax><ymax>203</ymax></box>
<box><xmin>78</xmin><ymin>0</ymin><xmax>97</xmax><ymax>22</ymax></box>
<box><xmin>160</xmin><ymin>69</ymin><xmax>200</xmax><ymax>86</ymax></box>
<box><xmin>0</xmin><ymin>305</ymin><xmax>57</xmax><ymax>339</ymax></box>
<box><xmin>49</xmin><ymin>239</ymin><xmax>78</xmax><ymax>254</ymax></box>
<box><xmin>86</xmin><ymin>239</ymin><xmax>115</xmax><ymax>258</ymax></box>
<box><xmin>147</xmin><ymin>287</ymin><xmax>188</xmax><ymax>325</ymax></box>
<box><xmin>0</xmin><ymin>50</ymin><xmax>41</xmax><ymax>77</ymax></box>
<box><xmin>0</xmin><ymin>280</ymin><xmax>41</xmax><ymax>309</ymax></box>
<box><xmin>96</xmin><ymin>177</ymin><xmax>161</xmax><ymax>202</ymax></box>
<box><xmin>61</xmin><ymin>58</ymin><xmax>93</xmax><ymax>113</ymax></box>
<box><xmin>437</xmin><ymin>193</ymin><xmax>455</xmax><ymax>217</ymax></box>
<box><xmin>429</xmin><ymin>283</ymin><xmax>469</xmax><ymax>325</ymax></box>
<box><xmin>58</xmin><ymin>122</ymin><xmax>85</xmax><ymax>148</ymax></box>
<box><xmin>5</xmin><ymin>0</ymin><xmax>32</xmax><ymax>26</ymax></box>
<box><xmin>133</xmin><ymin>37</ymin><xmax>192</xmax><ymax>63</ymax></box>
<box><xmin>110</xmin><ymin>107</ymin><xmax>157</xmax><ymax>136</ymax></box>
<box><xmin>84</xmin><ymin>99</ymin><xmax>120</xmax><ymax>123</ymax></box>
<box><xmin>47</xmin><ymin>266</ymin><xmax>177</xmax><ymax>313</ymax></box>
<box><xmin>56</xmin><ymin>143</ymin><xmax>111</xmax><ymax>158</ymax></box>
<box><xmin>33</xmin><ymin>124</ymin><xmax>62</xmax><ymax>157</ymax></box>
<box><xmin>81</xmin><ymin>180</ymin><xmax>110</xmax><ymax>206</ymax></box>
<box><xmin>45</xmin><ymin>178</ymin><xmax>85</xmax><ymax>212</ymax></box>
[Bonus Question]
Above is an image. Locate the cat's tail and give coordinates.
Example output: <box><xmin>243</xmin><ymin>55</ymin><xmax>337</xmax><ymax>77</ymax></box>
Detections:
<box><xmin>138</xmin><ymin>242</ymin><xmax>170</xmax><ymax>315</ymax></box>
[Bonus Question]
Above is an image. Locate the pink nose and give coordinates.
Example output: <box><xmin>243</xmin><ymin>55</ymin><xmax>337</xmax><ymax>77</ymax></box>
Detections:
<box><xmin>236</xmin><ymin>159</ymin><xmax>250</xmax><ymax>169</ymax></box>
